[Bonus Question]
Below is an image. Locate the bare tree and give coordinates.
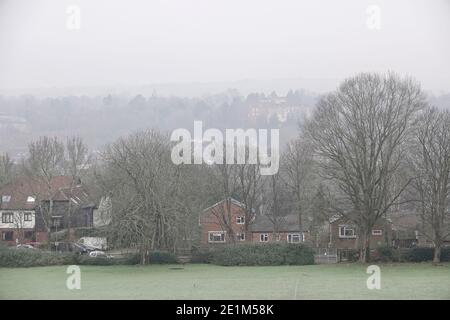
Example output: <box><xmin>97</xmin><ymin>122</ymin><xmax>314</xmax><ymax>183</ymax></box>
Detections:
<box><xmin>410</xmin><ymin>107</ymin><xmax>450</xmax><ymax>264</ymax></box>
<box><xmin>64</xmin><ymin>136</ymin><xmax>90</xmax><ymax>241</ymax></box>
<box><xmin>208</xmin><ymin>146</ymin><xmax>263</xmax><ymax>243</ymax></box>
<box><xmin>282</xmin><ymin>138</ymin><xmax>315</xmax><ymax>230</ymax></box>
<box><xmin>0</xmin><ymin>153</ymin><xmax>14</xmax><ymax>187</ymax></box>
<box><xmin>261</xmin><ymin>173</ymin><xmax>288</xmax><ymax>240</ymax></box>
<box><xmin>236</xmin><ymin>161</ymin><xmax>263</xmax><ymax>238</ymax></box>
<box><xmin>12</xmin><ymin>212</ymin><xmax>34</xmax><ymax>244</ymax></box>
<box><xmin>99</xmin><ymin>130</ymin><xmax>198</xmax><ymax>263</ymax></box>
<box><xmin>306</xmin><ymin>72</ymin><xmax>426</xmax><ymax>262</ymax></box>
<box><xmin>23</xmin><ymin>136</ymin><xmax>65</xmax><ymax>243</ymax></box>
<box><xmin>208</xmin><ymin>163</ymin><xmax>239</xmax><ymax>244</ymax></box>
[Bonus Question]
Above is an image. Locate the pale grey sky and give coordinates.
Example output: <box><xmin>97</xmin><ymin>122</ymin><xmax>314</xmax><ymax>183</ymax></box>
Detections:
<box><xmin>0</xmin><ymin>0</ymin><xmax>449</xmax><ymax>95</ymax></box>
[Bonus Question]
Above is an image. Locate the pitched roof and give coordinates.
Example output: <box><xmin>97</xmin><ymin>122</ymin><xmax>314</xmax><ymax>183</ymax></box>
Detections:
<box><xmin>202</xmin><ymin>197</ymin><xmax>253</xmax><ymax>213</ymax></box>
<box><xmin>329</xmin><ymin>213</ymin><xmax>392</xmax><ymax>225</ymax></box>
<box><xmin>249</xmin><ymin>214</ymin><xmax>304</xmax><ymax>232</ymax></box>
<box><xmin>391</xmin><ymin>213</ymin><xmax>421</xmax><ymax>231</ymax></box>
<box><xmin>0</xmin><ymin>176</ymin><xmax>88</xmax><ymax>210</ymax></box>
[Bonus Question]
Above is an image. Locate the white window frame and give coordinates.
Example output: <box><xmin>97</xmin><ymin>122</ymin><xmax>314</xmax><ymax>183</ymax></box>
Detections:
<box><xmin>338</xmin><ymin>225</ymin><xmax>356</xmax><ymax>238</ymax></box>
<box><xmin>260</xmin><ymin>233</ymin><xmax>269</xmax><ymax>242</ymax></box>
<box><xmin>208</xmin><ymin>231</ymin><xmax>226</xmax><ymax>243</ymax></box>
<box><xmin>287</xmin><ymin>233</ymin><xmax>303</xmax><ymax>243</ymax></box>
<box><xmin>26</xmin><ymin>196</ymin><xmax>36</xmax><ymax>203</ymax></box>
<box><xmin>52</xmin><ymin>216</ymin><xmax>62</xmax><ymax>228</ymax></box>
<box><xmin>1</xmin><ymin>212</ymin><xmax>13</xmax><ymax>223</ymax></box>
<box><xmin>24</xmin><ymin>213</ymin><xmax>32</xmax><ymax>221</ymax></box>
<box><xmin>236</xmin><ymin>216</ymin><xmax>245</xmax><ymax>225</ymax></box>
<box><xmin>2</xmin><ymin>195</ymin><xmax>11</xmax><ymax>203</ymax></box>
<box><xmin>236</xmin><ymin>233</ymin><xmax>246</xmax><ymax>241</ymax></box>
<box><xmin>372</xmin><ymin>229</ymin><xmax>383</xmax><ymax>236</ymax></box>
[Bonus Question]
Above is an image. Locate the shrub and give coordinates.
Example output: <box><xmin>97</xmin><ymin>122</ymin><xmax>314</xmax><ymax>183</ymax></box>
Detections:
<box><xmin>73</xmin><ymin>255</ymin><xmax>115</xmax><ymax>266</ymax></box>
<box><xmin>149</xmin><ymin>251</ymin><xmax>177</xmax><ymax>264</ymax></box>
<box><xmin>399</xmin><ymin>247</ymin><xmax>433</xmax><ymax>262</ymax></box>
<box><xmin>441</xmin><ymin>247</ymin><xmax>450</xmax><ymax>262</ymax></box>
<box><xmin>211</xmin><ymin>243</ymin><xmax>314</xmax><ymax>266</ymax></box>
<box><xmin>372</xmin><ymin>246</ymin><xmax>399</xmax><ymax>262</ymax></box>
<box><xmin>190</xmin><ymin>247</ymin><xmax>214</xmax><ymax>264</ymax></box>
<box><xmin>0</xmin><ymin>249</ymin><xmax>76</xmax><ymax>267</ymax></box>
<box><xmin>284</xmin><ymin>244</ymin><xmax>315</xmax><ymax>265</ymax></box>
<box><xmin>399</xmin><ymin>247</ymin><xmax>450</xmax><ymax>262</ymax></box>
<box><xmin>0</xmin><ymin>248</ymin><xmax>181</xmax><ymax>267</ymax></box>
<box><xmin>121</xmin><ymin>253</ymin><xmax>141</xmax><ymax>265</ymax></box>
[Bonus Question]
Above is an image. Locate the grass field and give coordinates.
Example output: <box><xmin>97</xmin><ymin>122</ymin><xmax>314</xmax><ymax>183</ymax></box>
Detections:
<box><xmin>1</xmin><ymin>263</ymin><xmax>449</xmax><ymax>299</ymax></box>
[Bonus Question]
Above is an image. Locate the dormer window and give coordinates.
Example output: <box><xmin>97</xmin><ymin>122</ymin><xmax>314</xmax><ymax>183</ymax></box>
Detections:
<box><xmin>26</xmin><ymin>196</ymin><xmax>36</xmax><ymax>203</ymax></box>
<box><xmin>2</xmin><ymin>195</ymin><xmax>11</xmax><ymax>203</ymax></box>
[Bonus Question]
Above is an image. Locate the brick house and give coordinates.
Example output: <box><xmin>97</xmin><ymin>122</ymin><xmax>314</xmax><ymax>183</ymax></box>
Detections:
<box><xmin>200</xmin><ymin>198</ymin><xmax>307</xmax><ymax>245</ymax></box>
<box><xmin>200</xmin><ymin>198</ymin><xmax>249</xmax><ymax>244</ymax></box>
<box><xmin>390</xmin><ymin>213</ymin><xmax>450</xmax><ymax>248</ymax></box>
<box><xmin>322</xmin><ymin>214</ymin><xmax>393</xmax><ymax>249</ymax></box>
<box><xmin>0</xmin><ymin>176</ymin><xmax>97</xmax><ymax>246</ymax></box>
<box><xmin>248</xmin><ymin>214</ymin><xmax>307</xmax><ymax>244</ymax></box>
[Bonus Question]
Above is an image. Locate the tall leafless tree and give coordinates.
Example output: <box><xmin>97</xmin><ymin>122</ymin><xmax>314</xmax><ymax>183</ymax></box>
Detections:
<box><xmin>23</xmin><ymin>136</ymin><xmax>65</xmax><ymax>242</ymax></box>
<box><xmin>282</xmin><ymin>138</ymin><xmax>316</xmax><ymax>230</ymax></box>
<box><xmin>99</xmin><ymin>130</ymin><xmax>199</xmax><ymax>263</ymax></box>
<box><xmin>410</xmin><ymin>107</ymin><xmax>450</xmax><ymax>264</ymax></box>
<box><xmin>0</xmin><ymin>153</ymin><xmax>14</xmax><ymax>188</ymax></box>
<box><xmin>64</xmin><ymin>136</ymin><xmax>90</xmax><ymax>241</ymax></box>
<box><xmin>306</xmin><ymin>72</ymin><xmax>426</xmax><ymax>262</ymax></box>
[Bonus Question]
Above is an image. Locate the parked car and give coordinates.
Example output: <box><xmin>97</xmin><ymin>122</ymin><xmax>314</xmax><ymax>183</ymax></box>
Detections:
<box><xmin>89</xmin><ymin>250</ymin><xmax>112</xmax><ymax>258</ymax></box>
<box><xmin>16</xmin><ymin>244</ymin><xmax>36</xmax><ymax>250</ymax></box>
<box><xmin>78</xmin><ymin>237</ymin><xmax>108</xmax><ymax>250</ymax></box>
<box><xmin>72</xmin><ymin>243</ymin><xmax>91</xmax><ymax>255</ymax></box>
<box><xmin>51</xmin><ymin>242</ymin><xmax>95</xmax><ymax>254</ymax></box>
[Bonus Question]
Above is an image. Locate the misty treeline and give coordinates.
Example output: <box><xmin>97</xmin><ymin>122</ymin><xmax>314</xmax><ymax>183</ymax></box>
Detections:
<box><xmin>0</xmin><ymin>72</ymin><xmax>449</xmax><ymax>264</ymax></box>
<box><xmin>0</xmin><ymin>89</ymin><xmax>317</xmax><ymax>157</ymax></box>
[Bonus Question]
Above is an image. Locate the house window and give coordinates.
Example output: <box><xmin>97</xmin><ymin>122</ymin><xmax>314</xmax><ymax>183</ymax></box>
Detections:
<box><xmin>2</xmin><ymin>231</ymin><xmax>13</xmax><ymax>241</ymax></box>
<box><xmin>24</xmin><ymin>231</ymin><xmax>34</xmax><ymax>239</ymax></box>
<box><xmin>1</xmin><ymin>212</ymin><xmax>13</xmax><ymax>223</ymax></box>
<box><xmin>24</xmin><ymin>213</ymin><xmax>32</xmax><ymax>221</ymax></box>
<box><xmin>236</xmin><ymin>216</ymin><xmax>245</xmax><ymax>225</ymax></box>
<box><xmin>208</xmin><ymin>231</ymin><xmax>226</xmax><ymax>243</ymax></box>
<box><xmin>236</xmin><ymin>233</ymin><xmax>245</xmax><ymax>241</ymax></box>
<box><xmin>275</xmin><ymin>234</ymin><xmax>281</xmax><ymax>241</ymax></box>
<box><xmin>26</xmin><ymin>196</ymin><xmax>36</xmax><ymax>203</ymax></box>
<box><xmin>52</xmin><ymin>216</ymin><xmax>62</xmax><ymax>228</ymax></box>
<box><xmin>260</xmin><ymin>233</ymin><xmax>269</xmax><ymax>242</ymax></box>
<box><xmin>2</xmin><ymin>195</ymin><xmax>11</xmax><ymax>203</ymax></box>
<box><xmin>372</xmin><ymin>229</ymin><xmax>383</xmax><ymax>236</ymax></box>
<box><xmin>288</xmin><ymin>233</ymin><xmax>303</xmax><ymax>243</ymax></box>
<box><xmin>339</xmin><ymin>225</ymin><xmax>356</xmax><ymax>238</ymax></box>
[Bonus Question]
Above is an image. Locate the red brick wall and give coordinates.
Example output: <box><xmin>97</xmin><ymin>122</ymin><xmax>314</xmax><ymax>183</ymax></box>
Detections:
<box><xmin>200</xmin><ymin>201</ymin><xmax>248</xmax><ymax>245</ymax></box>
<box><xmin>329</xmin><ymin>219</ymin><xmax>392</xmax><ymax>249</ymax></box>
<box><xmin>0</xmin><ymin>228</ymin><xmax>36</xmax><ymax>245</ymax></box>
<box><xmin>35</xmin><ymin>231</ymin><xmax>49</xmax><ymax>243</ymax></box>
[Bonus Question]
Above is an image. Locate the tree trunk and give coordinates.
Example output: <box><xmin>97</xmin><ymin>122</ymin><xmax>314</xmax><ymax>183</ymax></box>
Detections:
<box><xmin>359</xmin><ymin>230</ymin><xmax>371</xmax><ymax>263</ymax></box>
<box><xmin>433</xmin><ymin>244</ymin><xmax>441</xmax><ymax>265</ymax></box>
<box><xmin>67</xmin><ymin>200</ymin><xmax>73</xmax><ymax>242</ymax></box>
